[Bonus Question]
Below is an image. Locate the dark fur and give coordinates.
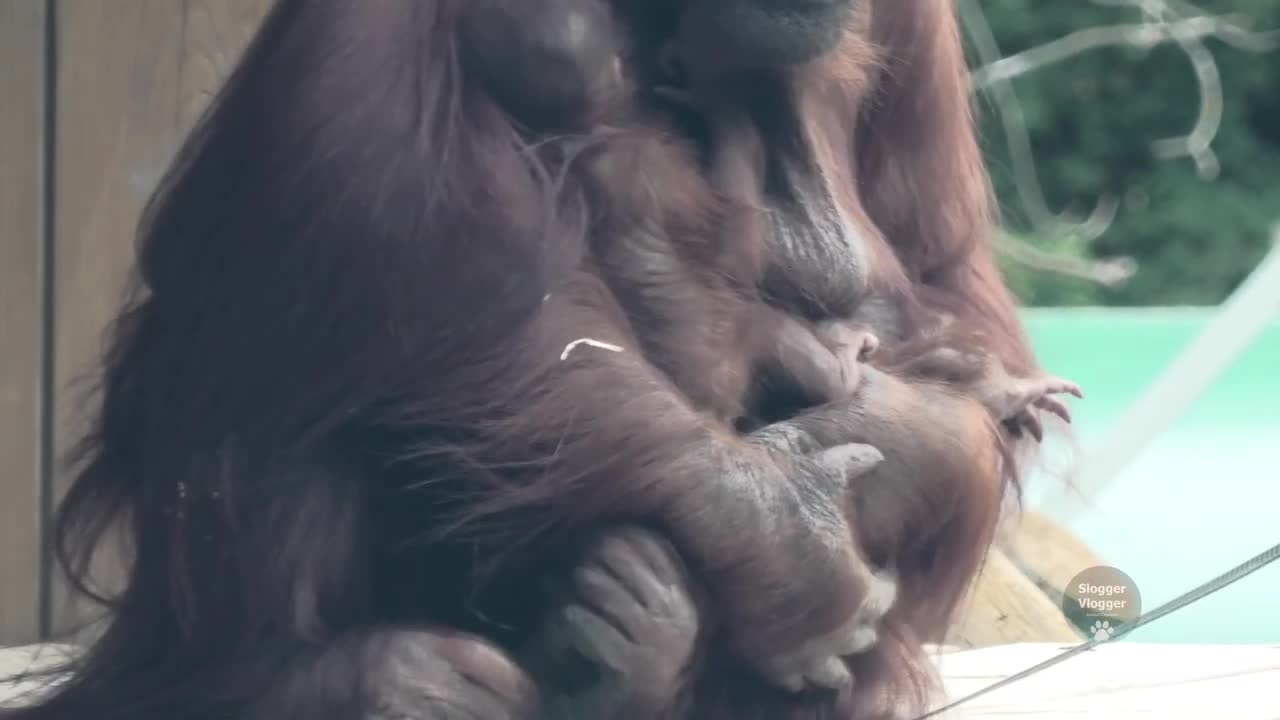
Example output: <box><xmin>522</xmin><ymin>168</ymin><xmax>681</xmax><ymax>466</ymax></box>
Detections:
<box><xmin>3</xmin><ymin>1</ymin><xmax>1051</xmax><ymax>719</ymax></box>
<box><xmin>458</xmin><ymin>0</ymin><xmax>856</xmax><ymax>426</ymax></box>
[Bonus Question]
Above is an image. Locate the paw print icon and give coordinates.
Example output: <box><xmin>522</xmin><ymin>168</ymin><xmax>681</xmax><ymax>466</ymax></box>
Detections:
<box><xmin>1090</xmin><ymin>620</ymin><xmax>1115</xmax><ymax>641</ymax></box>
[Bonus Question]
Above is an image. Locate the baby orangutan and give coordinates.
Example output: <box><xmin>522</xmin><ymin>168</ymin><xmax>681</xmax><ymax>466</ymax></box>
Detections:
<box><xmin>816</xmin><ymin>322</ymin><xmax>1085</xmax><ymax>442</ymax></box>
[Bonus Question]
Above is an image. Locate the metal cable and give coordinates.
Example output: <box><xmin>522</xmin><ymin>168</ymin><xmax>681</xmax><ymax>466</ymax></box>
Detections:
<box><xmin>915</xmin><ymin>540</ymin><xmax>1280</xmax><ymax>719</ymax></box>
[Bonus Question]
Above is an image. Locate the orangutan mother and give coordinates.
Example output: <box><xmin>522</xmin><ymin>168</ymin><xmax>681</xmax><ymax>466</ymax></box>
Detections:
<box><xmin>3</xmin><ymin>1</ymin><xmax>1045</xmax><ymax>720</ymax></box>
<box><xmin>513</xmin><ymin>1</ymin><xmax>1048</xmax><ymax>718</ymax></box>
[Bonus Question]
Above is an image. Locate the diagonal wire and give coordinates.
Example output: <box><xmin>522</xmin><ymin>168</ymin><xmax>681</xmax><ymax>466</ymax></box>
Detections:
<box><xmin>916</xmin><ymin>540</ymin><xmax>1280</xmax><ymax>719</ymax></box>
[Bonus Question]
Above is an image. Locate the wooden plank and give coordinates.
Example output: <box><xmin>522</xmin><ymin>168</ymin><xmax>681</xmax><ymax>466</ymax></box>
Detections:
<box><xmin>48</xmin><ymin>0</ymin><xmax>271</xmax><ymax>637</ymax></box>
<box><xmin>178</xmin><ymin>0</ymin><xmax>276</xmax><ymax>128</ymax></box>
<box><xmin>948</xmin><ymin>511</ymin><xmax>1106</xmax><ymax>649</ymax></box>
<box><xmin>48</xmin><ymin>0</ymin><xmax>186</xmax><ymax>639</ymax></box>
<box><xmin>0</xmin><ymin>0</ymin><xmax>49</xmax><ymax>647</ymax></box>
<box><xmin>1000</xmin><ymin>510</ymin><xmax>1107</xmax><ymax>602</ymax></box>
<box><xmin>0</xmin><ymin>644</ymin><xmax>75</xmax><ymax>707</ymax></box>
<box><xmin>949</xmin><ymin>549</ymin><xmax>1082</xmax><ymax>649</ymax></box>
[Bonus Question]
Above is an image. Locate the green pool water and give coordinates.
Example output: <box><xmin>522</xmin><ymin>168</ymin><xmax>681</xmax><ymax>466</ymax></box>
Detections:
<box><xmin>1022</xmin><ymin>308</ymin><xmax>1280</xmax><ymax>644</ymax></box>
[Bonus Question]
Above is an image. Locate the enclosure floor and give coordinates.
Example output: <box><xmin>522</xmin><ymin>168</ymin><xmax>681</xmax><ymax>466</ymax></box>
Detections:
<box><xmin>931</xmin><ymin>641</ymin><xmax>1280</xmax><ymax>719</ymax></box>
<box><xmin>3</xmin><ymin>641</ymin><xmax>1279</xmax><ymax>717</ymax></box>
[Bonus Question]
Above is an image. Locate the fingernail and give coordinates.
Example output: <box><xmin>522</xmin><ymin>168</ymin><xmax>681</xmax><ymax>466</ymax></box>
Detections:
<box><xmin>809</xmin><ymin>657</ymin><xmax>852</xmax><ymax>688</ymax></box>
<box><xmin>847</xmin><ymin>626</ymin><xmax>878</xmax><ymax>653</ymax></box>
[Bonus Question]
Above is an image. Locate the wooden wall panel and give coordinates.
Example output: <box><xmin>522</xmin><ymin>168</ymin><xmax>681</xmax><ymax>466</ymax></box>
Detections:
<box><xmin>48</xmin><ymin>0</ymin><xmax>272</xmax><ymax>637</ymax></box>
<box><xmin>0</xmin><ymin>0</ymin><xmax>49</xmax><ymax>646</ymax></box>
<box><xmin>179</xmin><ymin>0</ymin><xmax>276</xmax><ymax>128</ymax></box>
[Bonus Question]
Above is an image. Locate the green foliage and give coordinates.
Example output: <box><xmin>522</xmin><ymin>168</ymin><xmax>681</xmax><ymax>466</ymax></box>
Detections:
<box><xmin>974</xmin><ymin>0</ymin><xmax>1280</xmax><ymax>306</ymax></box>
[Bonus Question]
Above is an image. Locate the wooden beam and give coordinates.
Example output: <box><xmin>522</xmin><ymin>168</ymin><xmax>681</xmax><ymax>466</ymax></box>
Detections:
<box><xmin>48</xmin><ymin>0</ymin><xmax>186</xmax><ymax>638</ymax></box>
<box><xmin>0</xmin><ymin>0</ymin><xmax>49</xmax><ymax>646</ymax></box>
<box><xmin>949</xmin><ymin>549</ymin><xmax>1082</xmax><ymax>649</ymax></box>
<box><xmin>999</xmin><ymin>510</ymin><xmax>1107</xmax><ymax>604</ymax></box>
